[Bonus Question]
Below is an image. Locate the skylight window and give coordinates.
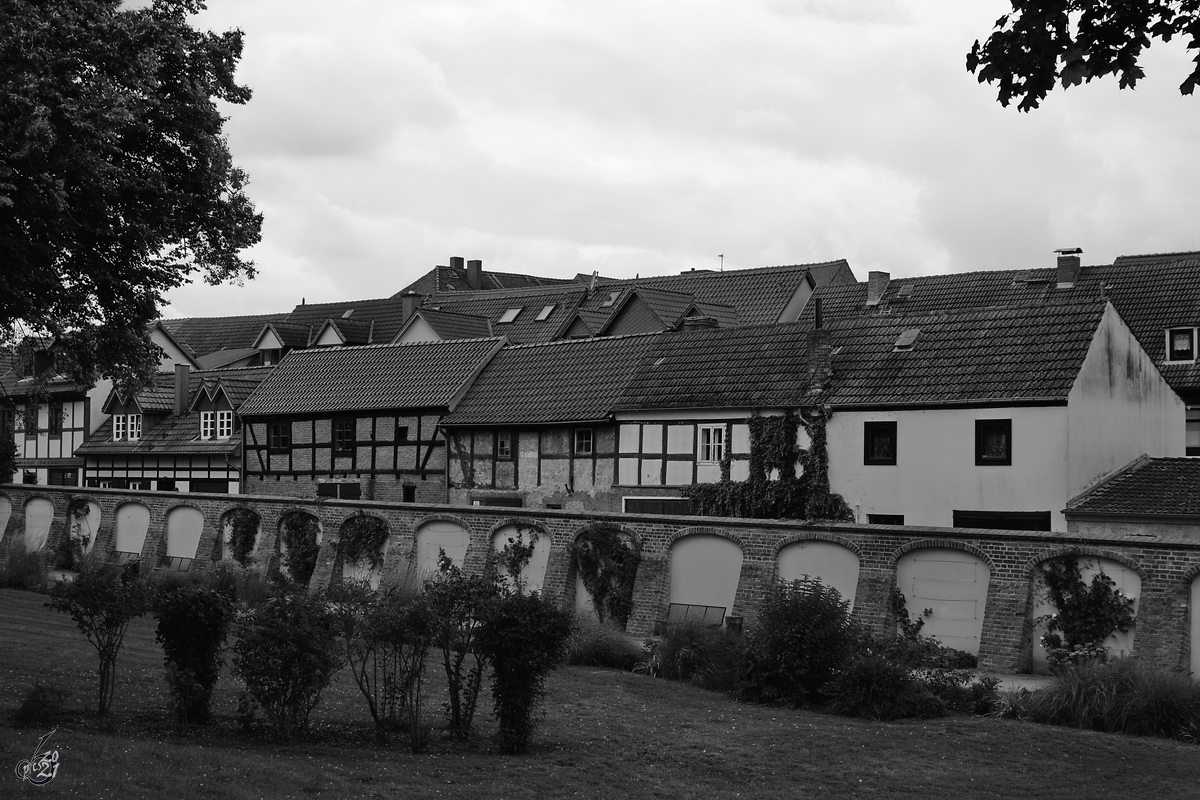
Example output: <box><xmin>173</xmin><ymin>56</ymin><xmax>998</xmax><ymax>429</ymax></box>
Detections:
<box><xmin>536</xmin><ymin>304</ymin><xmax>556</xmax><ymax>321</ymax></box>
<box><xmin>893</xmin><ymin>329</ymin><xmax>920</xmax><ymax>351</ymax></box>
<box><xmin>498</xmin><ymin>308</ymin><xmax>522</xmax><ymax>323</ymax></box>
<box><xmin>600</xmin><ymin>291</ymin><xmax>621</xmax><ymax>308</ymax></box>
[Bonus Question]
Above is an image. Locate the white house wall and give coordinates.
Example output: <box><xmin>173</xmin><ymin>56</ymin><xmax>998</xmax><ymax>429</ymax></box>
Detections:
<box><xmin>1065</xmin><ymin>304</ymin><xmax>1185</xmax><ymax>496</ymax></box>
<box><xmin>827</xmin><ymin>406</ymin><xmax>1069</xmax><ymax>529</ymax></box>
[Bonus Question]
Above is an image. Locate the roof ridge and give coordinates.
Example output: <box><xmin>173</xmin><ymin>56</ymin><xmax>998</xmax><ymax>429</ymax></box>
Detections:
<box><xmin>499</xmin><ymin>330</ymin><xmax>665</xmax><ymax>351</ymax></box>
<box><xmin>595</xmin><ymin>260</ymin><xmax>848</xmax><ymax>284</ymax></box>
<box><xmin>1066</xmin><ymin>454</ymin><xmax>1152</xmax><ymax>509</ymax></box>
<box><xmin>286</xmin><ymin>335</ymin><xmax>504</xmax><ymax>356</ymax></box>
<box><xmin>429</xmin><ymin>285</ymin><xmax>589</xmax><ymax>301</ymax></box>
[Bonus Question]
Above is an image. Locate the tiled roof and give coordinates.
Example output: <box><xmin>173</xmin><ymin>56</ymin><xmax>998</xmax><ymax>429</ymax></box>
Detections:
<box><xmin>1066</xmin><ymin>456</ymin><xmax>1200</xmax><ymax>517</ymax></box>
<box><xmin>256</xmin><ymin>321</ymin><xmax>314</xmax><ymax>349</ymax></box>
<box><xmin>405</xmin><ymin>308</ymin><xmax>493</xmax><ymax>341</ymax></box>
<box><xmin>319</xmin><ymin>318</ymin><xmax>376</xmax><ymax>345</ymax></box>
<box><xmin>443</xmin><ymin>333</ymin><xmax>662</xmax><ymax>426</ymax></box>
<box><xmin>159</xmin><ymin>313</ymin><xmax>289</xmax><ymax>359</ymax></box>
<box><xmin>75</xmin><ymin>411</ymin><xmax>243</xmax><ymax>456</ymax></box>
<box><xmin>238</xmin><ymin>338</ymin><xmax>504</xmax><ymax>416</ymax></box>
<box><xmin>428</xmin><ymin>288</ymin><xmax>590</xmax><ymax>344</ymax></box>
<box><xmin>283</xmin><ymin>297</ymin><xmax>410</xmax><ymax>344</ymax></box>
<box><xmin>196</xmin><ymin>348</ymin><xmax>260</xmax><ymax>370</ymax></box>
<box><xmin>395</xmin><ymin>265</ymin><xmax>582</xmax><ymax>296</ymax></box>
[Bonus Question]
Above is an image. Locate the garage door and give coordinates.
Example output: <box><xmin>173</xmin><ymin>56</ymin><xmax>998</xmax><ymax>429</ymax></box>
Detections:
<box><xmin>669</xmin><ymin>534</ymin><xmax>743</xmax><ymax>621</ymax></box>
<box><xmin>778</xmin><ymin>541</ymin><xmax>860</xmax><ymax>609</ymax></box>
<box><xmin>415</xmin><ymin>520</ymin><xmax>470</xmax><ymax>576</ymax></box>
<box><xmin>896</xmin><ymin>548</ymin><xmax>990</xmax><ymax>655</ymax></box>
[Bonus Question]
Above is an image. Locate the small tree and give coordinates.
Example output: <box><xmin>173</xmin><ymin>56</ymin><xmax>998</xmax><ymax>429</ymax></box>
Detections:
<box><xmin>46</xmin><ymin>565</ymin><xmax>154</xmax><ymax>716</ymax></box>
<box><xmin>476</xmin><ymin>590</ymin><xmax>574</xmax><ymax>754</ymax></box>
<box><xmin>231</xmin><ymin>590</ymin><xmax>339</xmax><ymax>741</ymax></box>
<box><xmin>424</xmin><ymin>554</ymin><xmax>498</xmax><ymax>739</ymax></box>
<box><xmin>154</xmin><ymin>585</ymin><xmax>234</xmax><ymax>725</ymax></box>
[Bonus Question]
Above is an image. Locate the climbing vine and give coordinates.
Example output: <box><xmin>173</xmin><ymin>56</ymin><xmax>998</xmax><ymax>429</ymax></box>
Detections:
<box><xmin>571</xmin><ymin>528</ymin><xmax>641</xmax><ymax>628</ymax></box>
<box><xmin>340</xmin><ymin>515</ymin><xmax>390</xmax><ymax>568</ymax></box>
<box><xmin>1036</xmin><ymin>556</ymin><xmax>1136</xmax><ymax>669</ymax></box>
<box><xmin>280</xmin><ymin>512</ymin><xmax>321</xmax><ymax>586</ymax></box>
<box><xmin>683</xmin><ymin>409</ymin><xmax>853</xmax><ymax>521</ymax></box>
<box><xmin>223</xmin><ymin>508</ymin><xmax>259</xmax><ymax>566</ymax></box>
<box><xmin>495</xmin><ymin>529</ymin><xmax>538</xmax><ymax>591</ymax></box>
<box><xmin>55</xmin><ymin>499</ymin><xmax>93</xmax><ymax>570</ymax></box>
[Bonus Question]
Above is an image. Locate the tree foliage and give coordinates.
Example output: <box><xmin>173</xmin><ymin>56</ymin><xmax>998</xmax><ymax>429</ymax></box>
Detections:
<box><xmin>968</xmin><ymin>1</ymin><xmax>1200</xmax><ymax>111</ymax></box>
<box><xmin>0</xmin><ymin>0</ymin><xmax>262</xmax><ymax>390</ymax></box>
<box><xmin>154</xmin><ymin>584</ymin><xmax>233</xmax><ymax>725</ymax></box>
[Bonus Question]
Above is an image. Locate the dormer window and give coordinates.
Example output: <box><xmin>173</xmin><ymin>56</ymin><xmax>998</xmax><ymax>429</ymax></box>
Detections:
<box><xmin>536</xmin><ymin>304</ymin><xmax>556</xmax><ymax>321</ymax></box>
<box><xmin>498</xmin><ymin>308</ymin><xmax>522</xmax><ymax>323</ymax></box>
<box><xmin>1166</xmin><ymin>327</ymin><xmax>1196</xmax><ymax>363</ymax></box>
<box><xmin>128</xmin><ymin>414</ymin><xmax>142</xmax><ymax>441</ymax></box>
<box><xmin>200</xmin><ymin>411</ymin><xmax>214</xmax><ymax>440</ymax></box>
<box><xmin>113</xmin><ymin>414</ymin><xmax>126</xmax><ymax>441</ymax></box>
<box><xmin>217</xmin><ymin>410</ymin><xmax>233</xmax><ymax>439</ymax></box>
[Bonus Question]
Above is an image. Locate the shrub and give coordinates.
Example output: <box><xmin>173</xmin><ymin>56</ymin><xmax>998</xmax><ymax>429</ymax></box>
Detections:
<box><xmin>154</xmin><ymin>585</ymin><xmax>234</xmax><ymax>725</ymax></box>
<box><xmin>13</xmin><ymin>683</ymin><xmax>69</xmax><ymax>727</ymax></box>
<box><xmin>917</xmin><ymin>669</ymin><xmax>999</xmax><ymax>715</ymax></box>
<box><xmin>279</xmin><ymin>512</ymin><xmax>321</xmax><ymax>586</ymax></box>
<box><xmin>988</xmin><ymin>687</ymin><xmax>1034</xmax><ymax>720</ymax></box>
<box><xmin>1036</xmin><ymin>557</ymin><xmax>1136</xmax><ymax>670</ymax></box>
<box><xmin>571</xmin><ymin>529</ymin><xmax>640</xmax><ymax>629</ymax></box>
<box><xmin>1027</xmin><ymin>659</ymin><xmax>1200</xmax><ymax>741</ymax></box>
<box><xmin>565</xmin><ymin>619</ymin><xmax>644</xmax><ymax>671</ymax></box>
<box><xmin>222</xmin><ymin>508</ymin><xmax>260</xmax><ymax>566</ymax></box>
<box><xmin>424</xmin><ymin>554</ymin><xmax>498</xmax><ymax>739</ymax></box>
<box><xmin>823</xmin><ymin>654</ymin><xmax>946</xmax><ymax>721</ymax></box>
<box><xmin>476</xmin><ymin>590</ymin><xmax>575</xmax><ymax>754</ymax></box>
<box><xmin>339</xmin><ymin>515</ymin><xmax>389</xmax><ymax>570</ymax></box>
<box><xmin>46</xmin><ymin>565</ymin><xmax>153</xmax><ymax>716</ymax></box>
<box><xmin>230</xmin><ymin>590</ymin><xmax>339</xmax><ymax>741</ymax></box>
<box><xmin>738</xmin><ymin>579</ymin><xmax>861</xmax><ymax>706</ymax></box>
<box><xmin>1</xmin><ymin>549</ymin><xmax>46</xmax><ymax>591</ymax></box>
<box><xmin>636</xmin><ymin>622</ymin><xmax>744</xmax><ymax>693</ymax></box>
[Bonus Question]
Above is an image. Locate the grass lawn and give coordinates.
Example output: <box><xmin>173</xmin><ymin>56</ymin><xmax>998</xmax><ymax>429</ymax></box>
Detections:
<box><xmin>1</xmin><ymin>587</ymin><xmax>1197</xmax><ymax>799</ymax></box>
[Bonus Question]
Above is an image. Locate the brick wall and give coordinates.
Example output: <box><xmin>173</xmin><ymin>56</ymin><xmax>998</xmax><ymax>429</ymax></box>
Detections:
<box><xmin>2</xmin><ymin>484</ymin><xmax>1197</xmax><ymax>674</ymax></box>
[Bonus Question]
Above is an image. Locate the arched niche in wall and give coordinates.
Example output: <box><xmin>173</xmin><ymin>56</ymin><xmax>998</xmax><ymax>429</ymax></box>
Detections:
<box><xmin>340</xmin><ymin>515</ymin><xmax>390</xmax><ymax>590</ymax></box>
<box><xmin>0</xmin><ymin>493</ymin><xmax>12</xmax><ymax>546</ymax></box>
<box><xmin>164</xmin><ymin>506</ymin><xmax>205</xmax><ymax>572</ymax></box>
<box><xmin>572</xmin><ymin>528</ymin><xmax>640</xmax><ymax>627</ymax></box>
<box><xmin>414</xmin><ymin>520</ymin><xmax>470</xmax><ymax>577</ymax></box>
<box><xmin>668</xmin><ymin>533</ymin><xmax>743</xmax><ymax>623</ymax></box>
<box><xmin>113</xmin><ymin>503</ymin><xmax>150</xmax><ymax>562</ymax></box>
<box><xmin>70</xmin><ymin>499</ymin><xmax>102</xmax><ymax>558</ymax></box>
<box><xmin>1191</xmin><ymin>574</ymin><xmax>1200</xmax><ymax>681</ymax></box>
<box><xmin>491</xmin><ymin>524</ymin><xmax>551</xmax><ymax>594</ymax></box>
<box><xmin>22</xmin><ymin>498</ymin><xmax>55</xmax><ymax>553</ymax></box>
<box><xmin>1030</xmin><ymin>555</ymin><xmax>1141</xmax><ymax>673</ymax></box>
<box><xmin>1031</xmin><ymin>555</ymin><xmax>1141</xmax><ymax>673</ymax></box>
<box><xmin>777</xmin><ymin>540</ymin><xmax>860</xmax><ymax>609</ymax></box>
<box><xmin>895</xmin><ymin>548</ymin><xmax>991</xmax><ymax>656</ymax></box>
<box><xmin>219</xmin><ymin>508</ymin><xmax>261</xmax><ymax>566</ymax></box>
<box><xmin>278</xmin><ymin>510</ymin><xmax>322</xmax><ymax>586</ymax></box>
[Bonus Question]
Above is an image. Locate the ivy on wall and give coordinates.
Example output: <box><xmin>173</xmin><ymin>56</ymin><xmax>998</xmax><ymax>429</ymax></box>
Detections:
<box><xmin>339</xmin><ymin>514</ymin><xmax>390</xmax><ymax>568</ymax></box>
<box><xmin>683</xmin><ymin>409</ymin><xmax>853</xmax><ymax>522</ymax></box>
<box><xmin>223</xmin><ymin>507</ymin><xmax>260</xmax><ymax>566</ymax></box>
<box><xmin>571</xmin><ymin>528</ymin><xmax>641</xmax><ymax>629</ymax></box>
<box><xmin>280</xmin><ymin>511</ymin><xmax>321</xmax><ymax>586</ymax></box>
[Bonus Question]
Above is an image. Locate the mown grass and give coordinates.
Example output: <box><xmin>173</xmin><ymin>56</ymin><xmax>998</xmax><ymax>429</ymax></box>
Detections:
<box><xmin>2</xmin><ymin>587</ymin><xmax>1199</xmax><ymax>799</ymax></box>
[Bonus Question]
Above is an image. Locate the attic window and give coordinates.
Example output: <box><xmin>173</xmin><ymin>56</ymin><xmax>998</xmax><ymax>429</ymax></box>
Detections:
<box><xmin>1167</xmin><ymin>328</ymin><xmax>1196</xmax><ymax>363</ymax></box>
<box><xmin>896</xmin><ymin>284</ymin><xmax>914</xmax><ymax>299</ymax></box>
<box><xmin>341</xmin><ymin>309</ymin><xmax>353</xmax><ymax>319</ymax></box>
<box><xmin>600</xmin><ymin>291</ymin><xmax>621</xmax><ymax>308</ymax></box>
<box><xmin>893</xmin><ymin>329</ymin><xmax>920</xmax><ymax>351</ymax></box>
<box><xmin>498</xmin><ymin>308</ymin><xmax>522</xmax><ymax>324</ymax></box>
<box><xmin>536</xmin><ymin>304</ymin><xmax>556</xmax><ymax>321</ymax></box>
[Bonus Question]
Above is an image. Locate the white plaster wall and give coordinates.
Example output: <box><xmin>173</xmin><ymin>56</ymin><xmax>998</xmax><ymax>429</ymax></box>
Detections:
<box><xmin>1031</xmin><ymin>556</ymin><xmax>1140</xmax><ymax>673</ymax></box>
<box><xmin>114</xmin><ymin>503</ymin><xmax>150</xmax><ymax>556</ymax></box>
<box><xmin>0</xmin><ymin>494</ymin><xmax>11</xmax><ymax>546</ymax></box>
<box><xmin>22</xmin><ymin>498</ymin><xmax>54</xmax><ymax>553</ymax></box>
<box><xmin>777</xmin><ymin>541</ymin><xmax>860</xmax><ymax>609</ymax></box>
<box><xmin>668</xmin><ymin>534</ymin><xmax>743</xmax><ymax>619</ymax></box>
<box><xmin>828</xmin><ymin>406</ymin><xmax>1068</xmax><ymax>529</ymax></box>
<box><xmin>393</xmin><ymin>317</ymin><xmax>441</xmax><ymax>344</ymax></box>
<box><xmin>1066</xmin><ymin>304</ymin><xmax>1186</xmax><ymax>496</ymax></box>
<box><xmin>166</xmin><ymin>506</ymin><xmax>205</xmax><ymax>560</ymax></box>
<box><xmin>415</xmin><ymin>520</ymin><xmax>470</xmax><ymax>575</ymax></box>
<box><xmin>491</xmin><ymin>524</ymin><xmax>551</xmax><ymax>594</ymax></box>
<box><xmin>72</xmin><ymin>500</ymin><xmax>101</xmax><ymax>557</ymax></box>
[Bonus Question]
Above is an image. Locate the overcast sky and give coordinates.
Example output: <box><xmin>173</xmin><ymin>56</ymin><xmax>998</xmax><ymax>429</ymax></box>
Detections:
<box><xmin>162</xmin><ymin>0</ymin><xmax>1200</xmax><ymax>319</ymax></box>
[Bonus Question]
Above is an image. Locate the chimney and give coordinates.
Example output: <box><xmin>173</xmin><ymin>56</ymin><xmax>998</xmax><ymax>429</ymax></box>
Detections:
<box><xmin>401</xmin><ymin>291</ymin><xmax>422</xmax><ymax>321</ymax></box>
<box><xmin>467</xmin><ymin>259</ymin><xmax>483</xmax><ymax>290</ymax></box>
<box><xmin>1055</xmin><ymin>247</ymin><xmax>1082</xmax><ymax>288</ymax></box>
<box><xmin>806</xmin><ymin>325</ymin><xmax>832</xmax><ymax>394</ymax></box>
<box><xmin>678</xmin><ymin>316</ymin><xmax>719</xmax><ymax>331</ymax></box>
<box><xmin>449</xmin><ymin>256</ymin><xmax>465</xmax><ymax>271</ymax></box>
<box><xmin>866</xmin><ymin>271</ymin><xmax>890</xmax><ymax>306</ymax></box>
<box><xmin>173</xmin><ymin>363</ymin><xmax>190</xmax><ymax>416</ymax></box>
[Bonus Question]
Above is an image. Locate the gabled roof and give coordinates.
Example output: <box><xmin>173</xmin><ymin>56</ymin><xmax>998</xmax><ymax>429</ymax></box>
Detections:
<box><xmin>313</xmin><ymin>317</ymin><xmax>376</xmax><ymax>346</ymax></box>
<box><xmin>196</xmin><ymin>348</ymin><xmax>260</xmax><ymax>370</ymax></box>
<box><xmin>395</xmin><ymin>265</ymin><xmax>582</xmax><ymax>295</ymax></box>
<box><xmin>428</xmin><ymin>288</ymin><xmax>590</xmax><ymax>344</ymax></box>
<box><xmin>158</xmin><ymin>313</ymin><xmax>289</xmax><ymax>359</ymax></box>
<box><xmin>1066</xmin><ymin>456</ymin><xmax>1200</xmax><ymax>518</ymax></box>
<box><xmin>442</xmin><ymin>333</ymin><xmax>662</xmax><ymax>426</ymax></box>
<box><xmin>252</xmin><ymin>321</ymin><xmax>314</xmax><ymax>350</ymax></box>
<box><xmin>238</xmin><ymin>338</ymin><xmax>505</xmax><ymax>416</ymax></box>
<box><xmin>393</xmin><ymin>308</ymin><xmax>493</xmax><ymax>342</ymax></box>
<box><xmin>282</xmin><ymin>297</ymin><xmax>411</xmax><ymax>344</ymax></box>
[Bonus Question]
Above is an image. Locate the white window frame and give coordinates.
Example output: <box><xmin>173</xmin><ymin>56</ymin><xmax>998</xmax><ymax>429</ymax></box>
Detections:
<box><xmin>200</xmin><ymin>410</ymin><xmax>215</xmax><ymax>440</ymax></box>
<box><xmin>216</xmin><ymin>410</ymin><xmax>233</xmax><ymax>440</ymax></box>
<box><xmin>535</xmin><ymin>304</ymin><xmax>556</xmax><ymax>321</ymax></box>
<box><xmin>699</xmin><ymin>425</ymin><xmax>725</xmax><ymax>464</ymax></box>
<box><xmin>127</xmin><ymin>414</ymin><xmax>142</xmax><ymax>441</ymax></box>
<box><xmin>498</xmin><ymin>308</ymin><xmax>522</xmax><ymax>323</ymax></box>
<box><xmin>1165</xmin><ymin>327</ymin><xmax>1197</xmax><ymax>363</ymax></box>
<box><xmin>574</xmin><ymin>428</ymin><xmax>593</xmax><ymax>455</ymax></box>
<box><xmin>112</xmin><ymin>414</ymin><xmax>126</xmax><ymax>441</ymax></box>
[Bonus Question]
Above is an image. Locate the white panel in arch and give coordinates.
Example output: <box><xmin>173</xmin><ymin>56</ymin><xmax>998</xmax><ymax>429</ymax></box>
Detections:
<box><xmin>343</xmin><ymin>549</ymin><xmax>386</xmax><ymax>590</ymax></box>
<box><xmin>1191</xmin><ymin>575</ymin><xmax>1200</xmax><ymax>681</ymax></box>
<box><xmin>0</xmin><ymin>494</ymin><xmax>11</xmax><ymax>546</ymax></box>
<box><xmin>23</xmin><ymin>498</ymin><xmax>55</xmax><ymax>553</ymax></box>
<box><xmin>574</xmin><ymin>573</ymin><xmax>600</xmax><ymax>621</ymax></box>
<box><xmin>669</xmin><ymin>534</ymin><xmax>743</xmax><ymax>619</ymax></box>
<box><xmin>416</xmin><ymin>521</ymin><xmax>470</xmax><ymax>576</ymax></box>
<box><xmin>72</xmin><ymin>500</ymin><xmax>101</xmax><ymax>557</ymax></box>
<box><xmin>166</xmin><ymin>506</ymin><xmax>205</xmax><ymax>560</ymax></box>
<box><xmin>896</xmin><ymin>548</ymin><xmax>990</xmax><ymax>656</ymax></box>
<box><xmin>778</xmin><ymin>541</ymin><xmax>860</xmax><ymax>609</ymax></box>
<box><xmin>1032</xmin><ymin>556</ymin><xmax>1140</xmax><ymax>673</ymax></box>
<box><xmin>492</xmin><ymin>525</ymin><xmax>551</xmax><ymax>594</ymax></box>
<box><xmin>114</xmin><ymin>504</ymin><xmax>150</xmax><ymax>557</ymax></box>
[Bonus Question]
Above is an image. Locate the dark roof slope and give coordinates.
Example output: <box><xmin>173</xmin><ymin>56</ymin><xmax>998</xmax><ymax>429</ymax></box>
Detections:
<box><xmin>428</xmin><ymin>288</ymin><xmax>589</xmax><ymax>344</ymax></box>
<box><xmin>396</xmin><ymin>265</ymin><xmax>582</xmax><ymax>295</ymax></box>
<box><xmin>1067</xmin><ymin>456</ymin><xmax>1200</xmax><ymax>517</ymax></box>
<box><xmin>283</xmin><ymin>297</ymin><xmax>411</xmax><ymax>344</ymax></box>
<box><xmin>160</xmin><ymin>313</ymin><xmax>289</xmax><ymax>359</ymax></box>
<box><xmin>404</xmin><ymin>308</ymin><xmax>493</xmax><ymax>341</ymax></box>
<box><xmin>443</xmin><ymin>333</ymin><xmax>661</xmax><ymax>426</ymax></box>
<box><xmin>239</xmin><ymin>338</ymin><xmax>503</xmax><ymax>416</ymax></box>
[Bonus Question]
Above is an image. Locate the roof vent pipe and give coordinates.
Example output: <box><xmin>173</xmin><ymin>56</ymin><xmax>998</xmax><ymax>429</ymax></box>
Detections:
<box><xmin>866</xmin><ymin>271</ymin><xmax>890</xmax><ymax>306</ymax></box>
<box><xmin>174</xmin><ymin>363</ymin><xmax>190</xmax><ymax>416</ymax></box>
<box><xmin>1055</xmin><ymin>247</ymin><xmax>1082</xmax><ymax>288</ymax></box>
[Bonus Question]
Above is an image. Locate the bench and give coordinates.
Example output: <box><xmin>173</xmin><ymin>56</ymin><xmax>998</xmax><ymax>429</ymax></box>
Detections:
<box><xmin>653</xmin><ymin>602</ymin><xmax>729</xmax><ymax>635</ymax></box>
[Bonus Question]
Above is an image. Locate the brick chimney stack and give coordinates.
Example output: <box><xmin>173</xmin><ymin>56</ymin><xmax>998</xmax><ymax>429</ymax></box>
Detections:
<box><xmin>866</xmin><ymin>271</ymin><xmax>890</xmax><ymax>306</ymax></box>
<box><xmin>401</xmin><ymin>291</ymin><xmax>422</xmax><ymax>321</ymax></box>
<box><xmin>806</xmin><ymin>299</ymin><xmax>832</xmax><ymax>393</ymax></box>
<box><xmin>1055</xmin><ymin>247</ymin><xmax>1082</xmax><ymax>288</ymax></box>
<box><xmin>174</xmin><ymin>363</ymin><xmax>190</xmax><ymax>416</ymax></box>
<box><xmin>467</xmin><ymin>259</ymin><xmax>483</xmax><ymax>290</ymax></box>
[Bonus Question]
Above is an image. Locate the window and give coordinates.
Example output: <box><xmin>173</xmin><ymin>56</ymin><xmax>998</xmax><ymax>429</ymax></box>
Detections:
<box><xmin>699</xmin><ymin>425</ymin><xmax>725</xmax><ymax>463</ymax></box>
<box><xmin>867</xmin><ymin>513</ymin><xmax>904</xmax><ymax>525</ymax></box>
<box><xmin>268</xmin><ymin>422</ymin><xmax>290</xmax><ymax>450</ymax></box>
<box><xmin>497</xmin><ymin>308</ymin><xmax>522</xmax><ymax>323</ymax></box>
<box><xmin>47</xmin><ymin>402</ymin><xmax>62</xmax><ymax>437</ymax></box>
<box><xmin>397</xmin><ymin>425</ymin><xmax>409</xmax><ymax>441</ymax></box>
<box><xmin>574</xmin><ymin>428</ymin><xmax>593</xmax><ymax>455</ymax></box>
<box><xmin>216</xmin><ymin>410</ymin><xmax>233</xmax><ymax>439</ymax></box>
<box><xmin>200</xmin><ymin>411</ymin><xmax>215</xmax><ymax>440</ymax></box>
<box><xmin>496</xmin><ymin>430</ymin><xmax>512</xmax><ymax>460</ymax></box>
<box><xmin>402</xmin><ymin>485</ymin><xmax>416</xmax><ymax>503</ymax></box>
<box><xmin>112</xmin><ymin>413</ymin><xmax>127</xmax><ymax>441</ymax></box>
<box><xmin>47</xmin><ymin>468</ymin><xmax>77</xmax><ymax>486</ymax></box>
<box><xmin>22</xmin><ymin>470</ymin><xmax>37</xmax><ymax>484</ymax></box>
<box><xmin>600</xmin><ymin>291</ymin><xmax>620</xmax><ymax>308</ymax></box>
<box><xmin>975</xmin><ymin>419</ymin><xmax>1012</xmax><ymax>466</ymax></box>
<box><xmin>127</xmin><ymin>414</ymin><xmax>142</xmax><ymax>441</ymax></box>
<box><xmin>191</xmin><ymin>479</ymin><xmax>229</xmax><ymax>494</ymax></box>
<box><xmin>333</xmin><ymin>418</ymin><xmax>355</xmax><ymax>453</ymax></box>
<box><xmin>864</xmin><ymin>421</ymin><xmax>897</xmax><ymax>465</ymax></box>
<box><xmin>1167</xmin><ymin>327</ymin><xmax>1196</xmax><ymax>362</ymax></box>
<box><xmin>318</xmin><ymin>481</ymin><xmax>361</xmax><ymax>499</ymax></box>
<box><xmin>157</xmin><ymin>478</ymin><xmax>177</xmax><ymax>492</ymax></box>
<box><xmin>953</xmin><ymin>509</ymin><xmax>1050</xmax><ymax>531</ymax></box>
<box><xmin>1188</xmin><ymin>407</ymin><xmax>1200</xmax><ymax>457</ymax></box>
<box><xmin>535</xmin><ymin>304</ymin><xmax>556</xmax><ymax>321</ymax></box>
<box><xmin>624</xmin><ymin>497</ymin><xmax>692</xmax><ymax>515</ymax></box>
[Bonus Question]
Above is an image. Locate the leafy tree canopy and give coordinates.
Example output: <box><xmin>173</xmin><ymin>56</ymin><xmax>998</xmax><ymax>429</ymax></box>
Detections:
<box><xmin>967</xmin><ymin>1</ymin><xmax>1200</xmax><ymax>110</ymax></box>
<box><xmin>0</xmin><ymin>0</ymin><xmax>262</xmax><ymax>390</ymax></box>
